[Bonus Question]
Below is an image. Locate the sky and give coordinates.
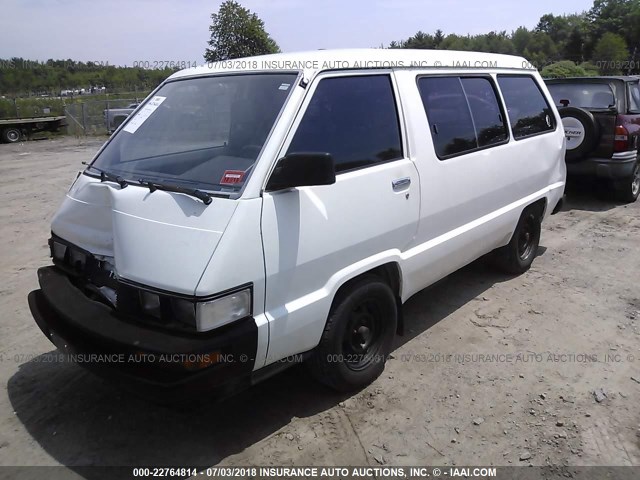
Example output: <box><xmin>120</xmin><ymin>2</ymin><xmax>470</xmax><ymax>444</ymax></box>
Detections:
<box><xmin>1</xmin><ymin>0</ymin><xmax>596</xmax><ymax>66</ymax></box>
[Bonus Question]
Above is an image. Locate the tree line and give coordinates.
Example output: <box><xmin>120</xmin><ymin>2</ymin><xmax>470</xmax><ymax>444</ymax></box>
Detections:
<box><xmin>0</xmin><ymin>59</ymin><xmax>175</xmax><ymax>97</ymax></box>
<box><xmin>389</xmin><ymin>0</ymin><xmax>639</xmax><ymax>77</ymax></box>
<box><xmin>1</xmin><ymin>0</ymin><xmax>638</xmax><ymax>97</ymax></box>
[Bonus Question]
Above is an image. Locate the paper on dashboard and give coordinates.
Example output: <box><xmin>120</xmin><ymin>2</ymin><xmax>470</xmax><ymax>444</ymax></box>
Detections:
<box><xmin>122</xmin><ymin>96</ymin><xmax>166</xmax><ymax>134</ymax></box>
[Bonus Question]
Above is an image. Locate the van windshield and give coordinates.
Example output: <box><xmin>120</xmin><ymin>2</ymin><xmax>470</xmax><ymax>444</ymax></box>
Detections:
<box><xmin>546</xmin><ymin>83</ymin><xmax>615</xmax><ymax>109</ymax></box>
<box><xmin>91</xmin><ymin>73</ymin><xmax>297</xmax><ymax>193</ymax></box>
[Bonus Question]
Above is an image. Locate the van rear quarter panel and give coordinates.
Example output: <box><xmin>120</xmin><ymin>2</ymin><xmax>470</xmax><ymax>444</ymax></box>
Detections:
<box><xmin>393</xmin><ymin>69</ymin><xmax>565</xmax><ymax>299</ymax></box>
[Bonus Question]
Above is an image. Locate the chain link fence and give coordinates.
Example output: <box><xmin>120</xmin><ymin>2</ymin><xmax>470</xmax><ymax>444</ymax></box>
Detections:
<box><xmin>65</xmin><ymin>98</ymin><xmax>141</xmax><ymax>136</ymax></box>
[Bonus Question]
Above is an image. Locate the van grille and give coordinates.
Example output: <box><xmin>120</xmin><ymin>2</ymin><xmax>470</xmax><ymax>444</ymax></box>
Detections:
<box><xmin>48</xmin><ymin>234</ymin><xmax>196</xmax><ymax>333</ymax></box>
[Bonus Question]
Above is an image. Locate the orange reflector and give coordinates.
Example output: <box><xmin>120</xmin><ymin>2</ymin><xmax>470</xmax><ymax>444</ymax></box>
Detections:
<box><xmin>181</xmin><ymin>352</ymin><xmax>223</xmax><ymax>371</ymax></box>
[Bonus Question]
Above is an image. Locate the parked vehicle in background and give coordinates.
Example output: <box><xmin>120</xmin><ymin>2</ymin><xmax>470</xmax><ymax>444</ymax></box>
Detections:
<box><xmin>0</xmin><ymin>116</ymin><xmax>66</xmax><ymax>143</ymax></box>
<box><xmin>545</xmin><ymin>76</ymin><xmax>640</xmax><ymax>202</ymax></box>
<box><xmin>28</xmin><ymin>50</ymin><xmax>565</xmax><ymax>400</ymax></box>
<box><xmin>104</xmin><ymin>103</ymin><xmax>139</xmax><ymax>134</ymax></box>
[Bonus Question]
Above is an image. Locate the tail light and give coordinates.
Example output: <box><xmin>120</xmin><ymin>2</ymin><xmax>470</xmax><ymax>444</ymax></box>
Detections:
<box><xmin>614</xmin><ymin>125</ymin><xmax>629</xmax><ymax>152</ymax></box>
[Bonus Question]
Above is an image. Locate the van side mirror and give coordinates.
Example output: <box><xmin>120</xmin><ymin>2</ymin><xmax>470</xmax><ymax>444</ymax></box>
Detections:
<box><xmin>266</xmin><ymin>152</ymin><xmax>336</xmax><ymax>191</ymax></box>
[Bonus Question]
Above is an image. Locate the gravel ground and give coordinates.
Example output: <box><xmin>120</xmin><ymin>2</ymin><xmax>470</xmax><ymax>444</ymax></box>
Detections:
<box><xmin>0</xmin><ymin>137</ymin><xmax>638</xmax><ymax>476</ymax></box>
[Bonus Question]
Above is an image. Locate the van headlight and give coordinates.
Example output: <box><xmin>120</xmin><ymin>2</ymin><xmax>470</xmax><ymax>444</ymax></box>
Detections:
<box><xmin>139</xmin><ymin>286</ymin><xmax>253</xmax><ymax>332</ymax></box>
<box><xmin>196</xmin><ymin>288</ymin><xmax>251</xmax><ymax>332</ymax></box>
<box><xmin>171</xmin><ymin>288</ymin><xmax>251</xmax><ymax>332</ymax></box>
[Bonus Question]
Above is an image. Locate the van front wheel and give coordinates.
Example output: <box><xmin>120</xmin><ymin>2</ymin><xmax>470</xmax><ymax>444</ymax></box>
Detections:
<box><xmin>308</xmin><ymin>276</ymin><xmax>397</xmax><ymax>392</ymax></box>
<box><xmin>493</xmin><ymin>207</ymin><xmax>542</xmax><ymax>275</ymax></box>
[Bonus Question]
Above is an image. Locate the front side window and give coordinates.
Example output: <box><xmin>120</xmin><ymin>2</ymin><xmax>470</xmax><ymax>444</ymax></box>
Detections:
<box><xmin>287</xmin><ymin>75</ymin><xmax>403</xmax><ymax>173</ymax></box>
<box><xmin>497</xmin><ymin>75</ymin><xmax>555</xmax><ymax>140</ymax></box>
<box><xmin>91</xmin><ymin>73</ymin><xmax>297</xmax><ymax>193</ymax></box>
<box><xmin>418</xmin><ymin>76</ymin><xmax>508</xmax><ymax>158</ymax></box>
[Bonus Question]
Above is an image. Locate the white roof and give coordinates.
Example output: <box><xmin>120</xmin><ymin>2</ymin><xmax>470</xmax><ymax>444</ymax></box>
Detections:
<box><xmin>169</xmin><ymin>48</ymin><xmax>534</xmax><ymax>80</ymax></box>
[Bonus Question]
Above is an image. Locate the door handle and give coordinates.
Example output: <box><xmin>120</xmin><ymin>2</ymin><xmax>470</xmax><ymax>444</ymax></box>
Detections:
<box><xmin>392</xmin><ymin>177</ymin><xmax>411</xmax><ymax>191</ymax></box>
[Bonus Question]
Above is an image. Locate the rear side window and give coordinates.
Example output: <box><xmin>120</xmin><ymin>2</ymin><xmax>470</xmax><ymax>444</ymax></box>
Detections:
<box><xmin>497</xmin><ymin>75</ymin><xmax>555</xmax><ymax>139</ymax></box>
<box><xmin>461</xmin><ymin>78</ymin><xmax>509</xmax><ymax>147</ymax></box>
<box><xmin>418</xmin><ymin>76</ymin><xmax>508</xmax><ymax>158</ymax></box>
<box><xmin>287</xmin><ymin>75</ymin><xmax>402</xmax><ymax>173</ymax></box>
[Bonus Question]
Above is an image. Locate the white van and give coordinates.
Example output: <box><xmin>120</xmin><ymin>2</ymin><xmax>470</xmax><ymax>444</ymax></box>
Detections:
<box><xmin>28</xmin><ymin>50</ymin><xmax>566</xmax><ymax>399</ymax></box>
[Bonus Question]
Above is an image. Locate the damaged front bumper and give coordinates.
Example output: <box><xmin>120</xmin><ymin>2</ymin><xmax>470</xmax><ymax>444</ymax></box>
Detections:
<box><xmin>28</xmin><ymin>266</ymin><xmax>258</xmax><ymax>402</ymax></box>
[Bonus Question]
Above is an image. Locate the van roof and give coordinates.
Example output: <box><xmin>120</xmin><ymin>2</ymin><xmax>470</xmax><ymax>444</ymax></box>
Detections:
<box><xmin>169</xmin><ymin>48</ymin><xmax>533</xmax><ymax>81</ymax></box>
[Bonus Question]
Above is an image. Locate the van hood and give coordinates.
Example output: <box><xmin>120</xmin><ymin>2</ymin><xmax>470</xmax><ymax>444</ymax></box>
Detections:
<box><xmin>51</xmin><ymin>174</ymin><xmax>238</xmax><ymax>295</ymax></box>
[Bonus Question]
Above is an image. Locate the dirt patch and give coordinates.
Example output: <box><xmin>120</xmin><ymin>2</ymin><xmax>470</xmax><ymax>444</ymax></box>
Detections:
<box><xmin>0</xmin><ymin>138</ymin><xmax>638</xmax><ymax>473</ymax></box>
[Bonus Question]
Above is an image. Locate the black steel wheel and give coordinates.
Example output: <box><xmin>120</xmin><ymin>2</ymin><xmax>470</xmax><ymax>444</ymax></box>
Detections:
<box><xmin>493</xmin><ymin>206</ymin><xmax>542</xmax><ymax>275</ymax></box>
<box><xmin>308</xmin><ymin>275</ymin><xmax>397</xmax><ymax>392</ymax></box>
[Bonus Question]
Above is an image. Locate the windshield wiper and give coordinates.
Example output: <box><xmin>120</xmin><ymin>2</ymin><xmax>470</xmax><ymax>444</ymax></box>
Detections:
<box><xmin>138</xmin><ymin>179</ymin><xmax>212</xmax><ymax>205</ymax></box>
<box><xmin>82</xmin><ymin>163</ymin><xmax>128</xmax><ymax>188</ymax></box>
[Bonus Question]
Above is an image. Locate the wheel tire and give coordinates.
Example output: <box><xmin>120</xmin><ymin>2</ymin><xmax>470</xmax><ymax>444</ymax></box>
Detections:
<box><xmin>308</xmin><ymin>276</ymin><xmax>397</xmax><ymax>392</ymax></box>
<box><xmin>493</xmin><ymin>206</ymin><xmax>542</xmax><ymax>275</ymax></box>
<box><xmin>2</xmin><ymin>127</ymin><xmax>21</xmax><ymax>143</ymax></box>
<box><xmin>613</xmin><ymin>161</ymin><xmax>640</xmax><ymax>203</ymax></box>
<box><xmin>559</xmin><ymin>107</ymin><xmax>599</xmax><ymax>162</ymax></box>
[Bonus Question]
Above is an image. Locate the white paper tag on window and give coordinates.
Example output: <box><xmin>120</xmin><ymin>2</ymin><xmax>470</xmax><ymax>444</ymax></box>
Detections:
<box><xmin>278</xmin><ymin>83</ymin><xmax>290</xmax><ymax>91</ymax></box>
<box><xmin>122</xmin><ymin>96</ymin><xmax>166</xmax><ymax>134</ymax></box>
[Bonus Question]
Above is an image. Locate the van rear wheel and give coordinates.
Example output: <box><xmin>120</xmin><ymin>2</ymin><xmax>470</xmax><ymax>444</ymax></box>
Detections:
<box><xmin>308</xmin><ymin>276</ymin><xmax>397</xmax><ymax>392</ymax></box>
<box><xmin>493</xmin><ymin>206</ymin><xmax>542</xmax><ymax>275</ymax></box>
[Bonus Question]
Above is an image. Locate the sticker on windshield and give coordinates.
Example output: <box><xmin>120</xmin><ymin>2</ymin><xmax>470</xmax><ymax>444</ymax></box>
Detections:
<box><xmin>278</xmin><ymin>83</ymin><xmax>291</xmax><ymax>91</ymax></box>
<box><xmin>220</xmin><ymin>170</ymin><xmax>245</xmax><ymax>185</ymax></box>
<box><xmin>122</xmin><ymin>96</ymin><xmax>166</xmax><ymax>134</ymax></box>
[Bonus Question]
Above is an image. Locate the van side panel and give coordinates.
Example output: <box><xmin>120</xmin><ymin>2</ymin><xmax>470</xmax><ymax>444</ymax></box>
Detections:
<box><xmin>260</xmin><ymin>71</ymin><xmax>422</xmax><ymax>366</ymax></box>
<box><xmin>258</xmin><ymin>68</ymin><xmax>565</xmax><ymax>366</ymax></box>
<box><xmin>393</xmin><ymin>69</ymin><xmax>565</xmax><ymax>300</ymax></box>
<box><xmin>261</xmin><ymin>160</ymin><xmax>419</xmax><ymax>365</ymax></box>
